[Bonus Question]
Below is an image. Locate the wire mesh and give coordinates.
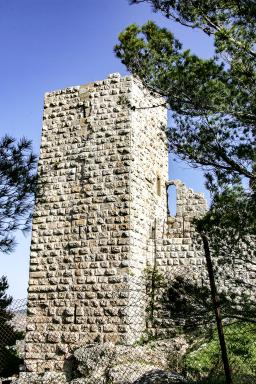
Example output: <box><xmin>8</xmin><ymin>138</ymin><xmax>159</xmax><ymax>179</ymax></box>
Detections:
<box><xmin>0</xmin><ymin>285</ymin><xmax>255</xmax><ymax>384</ymax></box>
<box><xmin>0</xmin><ymin>299</ymin><xmax>27</xmax><ymax>378</ymax></box>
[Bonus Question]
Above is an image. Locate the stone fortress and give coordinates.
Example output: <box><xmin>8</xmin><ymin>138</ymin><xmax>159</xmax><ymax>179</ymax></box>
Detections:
<box><xmin>24</xmin><ymin>73</ymin><xmax>228</xmax><ymax>376</ymax></box>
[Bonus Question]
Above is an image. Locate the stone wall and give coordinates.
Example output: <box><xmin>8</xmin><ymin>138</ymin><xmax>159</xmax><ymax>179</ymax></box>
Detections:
<box><xmin>25</xmin><ymin>73</ymin><xmax>168</xmax><ymax>373</ymax></box>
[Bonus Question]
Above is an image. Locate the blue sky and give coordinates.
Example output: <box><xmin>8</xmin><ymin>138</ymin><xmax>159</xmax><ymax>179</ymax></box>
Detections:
<box><xmin>0</xmin><ymin>0</ymin><xmax>214</xmax><ymax>298</ymax></box>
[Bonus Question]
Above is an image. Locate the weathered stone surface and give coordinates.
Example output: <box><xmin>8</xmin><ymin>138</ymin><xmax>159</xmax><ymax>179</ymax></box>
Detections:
<box><xmin>25</xmin><ymin>72</ymin><xmax>170</xmax><ymax>373</ymax></box>
<box><xmin>133</xmin><ymin>370</ymin><xmax>188</xmax><ymax>384</ymax></box>
<box><xmin>23</xmin><ymin>72</ymin><xmax>254</xmax><ymax>377</ymax></box>
<box><xmin>109</xmin><ymin>364</ymin><xmax>160</xmax><ymax>384</ymax></box>
<box><xmin>73</xmin><ymin>341</ymin><xmax>185</xmax><ymax>384</ymax></box>
<box><xmin>9</xmin><ymin>372</ymin><xmax>67</xmax><ymax>384</ymax></box>
<box><xmin>74</xmin><ymin>343</ymin><xmax>115</xmax><ymax>378</ymax></box>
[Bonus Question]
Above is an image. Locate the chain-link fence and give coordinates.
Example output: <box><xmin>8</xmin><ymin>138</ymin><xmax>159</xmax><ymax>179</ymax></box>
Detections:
<box><xmin>0</xmin><ymin>281</ymin><xmax>255</xmax><ymax>384</ymax></box>
<box><xmin>0</xmin><ymin>299</ymin><xmax>27</xmax><ymax>378</ymax></box>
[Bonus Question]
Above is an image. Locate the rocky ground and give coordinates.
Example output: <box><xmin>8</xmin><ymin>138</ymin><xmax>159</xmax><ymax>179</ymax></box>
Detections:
<box><xmin>0</xmin><ymin>339</ymin><xmax>188</xmax><ymax>384</ymax></box>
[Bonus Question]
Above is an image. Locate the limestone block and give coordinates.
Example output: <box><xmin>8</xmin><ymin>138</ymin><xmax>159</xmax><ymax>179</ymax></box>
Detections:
<box><xmin>46</xmin><ymin>332</ymin><xmax>61</xmax><ymax>343</ymax></box>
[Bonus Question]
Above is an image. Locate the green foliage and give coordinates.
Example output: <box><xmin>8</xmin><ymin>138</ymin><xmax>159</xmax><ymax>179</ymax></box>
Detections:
<box><xmin>115</xmin><ymin>0</ymin><xmax>256</xmax><ymax>207</ymax></box>
<box><xmin>0</xmin><ymin>135</ymin><xmax>37</xmax><ymax>253</ymax></box>
<box><xmin>129</xmin><ymin>1</ymin><xmax>256</xmax><ymax>66</ymax></box>
<box><xmin>197</xmin><ymin>187</ymin><xmax>256</xmax><ymax>237</ymax></box>
<box><xmin>164</xmin><ymin>276</ymin><xmax>255</xmax><ymax>331</ymax></box>
<box><xmin>0</xmin><ymin>276</ymin><xmax>23</xmax><ymax>377</ymax></box>
<box><xmin>196</xmin><ymin>185</ymin><xmax>256</xmax><ymax>272</ymax></box>
<box><xmin>185</xmin><ymin>322</ymin><xmax>256</xmax><ymax>382</ymax></box>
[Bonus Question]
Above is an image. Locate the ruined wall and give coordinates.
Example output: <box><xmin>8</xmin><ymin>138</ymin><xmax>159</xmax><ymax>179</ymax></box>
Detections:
<box><xmin>156</xmin><ymin>179</ymin><xmax>207</xmax><ymax>279</ymax></box>
<box><xmin>145</xmin><ymin>179</ymin><xmax>255</xmax><ymax>337</ymax></box>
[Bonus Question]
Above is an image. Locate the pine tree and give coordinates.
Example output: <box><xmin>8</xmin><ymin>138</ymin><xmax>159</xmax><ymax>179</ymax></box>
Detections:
<box><xmin>115</xmin><ymin>0</ymin><xmax>255</xmax><ymax>198</ymax></box>
<box><xmin>0</xmin><ymin>135</ymin><xmax>37</xmax><ymax>254</ymax></box>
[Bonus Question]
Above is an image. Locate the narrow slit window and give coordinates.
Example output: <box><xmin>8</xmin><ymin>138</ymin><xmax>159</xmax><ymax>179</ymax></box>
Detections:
<box><xmin>156</xmin><ymin>175</ymin><xmax>161</xmax><ymax>196</ymax></box>
<box><xmin>82</xmin><ymin>104</ymin><xmax>87</xmax><ymax>118</ymax></box>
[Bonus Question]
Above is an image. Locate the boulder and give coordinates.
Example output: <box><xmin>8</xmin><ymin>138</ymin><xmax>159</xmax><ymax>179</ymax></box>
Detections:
<box><xmin>73</xmin><ymin>343</ymin><xmax>115</xmax><ymax>381</ymax></box>
<box><xmin>73</xmin><ymin>342</ymin><xmax>186</xmax><ymax>384</ymax></box>
<box><xmin>133</xmin><ymin>369</ymin><xmax>187</xmax><ymax>383</ymax></box>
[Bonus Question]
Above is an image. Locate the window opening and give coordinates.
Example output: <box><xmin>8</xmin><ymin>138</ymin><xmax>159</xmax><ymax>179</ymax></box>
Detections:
<box><xmin>167</xmin><ymin>184</ymin><xmax>177</xmax><ymax>216</ymax></box>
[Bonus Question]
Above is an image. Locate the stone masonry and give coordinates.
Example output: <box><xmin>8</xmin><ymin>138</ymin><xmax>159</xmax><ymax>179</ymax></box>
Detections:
<box><xmin>26</xmin><ymin>73</ymin><xmax>170</xmax><ymax>373</ymax></box>
<box><xmin>25</xmin><ymin>73</ymin><xmax>254</xmax><ymax>376</ymax></box>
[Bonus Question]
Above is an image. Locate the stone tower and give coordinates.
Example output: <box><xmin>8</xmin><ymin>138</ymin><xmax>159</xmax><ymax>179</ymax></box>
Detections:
<box><xmin>25</xmin><ymin>73</ymin><xmax>169</xmax><ymax>373</ymax></box>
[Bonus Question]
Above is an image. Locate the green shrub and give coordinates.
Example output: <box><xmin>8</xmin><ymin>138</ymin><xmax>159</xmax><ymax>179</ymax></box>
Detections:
<box><xmin>185</xmin><ymin>322</ymin><xmax>256</xmax><ymax>383</ymax></box>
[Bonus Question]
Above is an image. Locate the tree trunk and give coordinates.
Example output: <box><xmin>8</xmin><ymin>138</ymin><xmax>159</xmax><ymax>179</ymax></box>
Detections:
<box><xmin>200</xmin><ymin>232</ymin><xmax>233</xmax><ymax>384</ymax></box>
